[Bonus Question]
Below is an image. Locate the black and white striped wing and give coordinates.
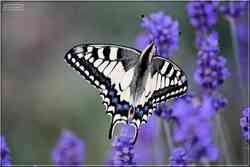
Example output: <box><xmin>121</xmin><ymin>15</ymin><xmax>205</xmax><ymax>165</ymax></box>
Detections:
<box><xmin>113</xmin><ymin>56</ymin><xmax>188</xmax><ymax>140</ymax></box>
<box><xmin>64</xmin><ymin>44</ymin><xmax>141</xmax><ymax>138</ymax></box>
<box><xmin>111</xmin><ymin>56</ymin><xmax>188</xmax><ymax>143</ymax></box>
<box><xmin>147</xmin><ymin>56</ymin><xmax>188</xmax><ymax>108</ymax></box>
<box><xmin>64</xmin><ymin>44</ymin><xmax>140</xmax><ymax>90</ymax></box>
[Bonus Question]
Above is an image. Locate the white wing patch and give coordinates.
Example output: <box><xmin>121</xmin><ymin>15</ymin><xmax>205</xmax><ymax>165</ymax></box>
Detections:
<box><xmin>160</xmin><ymin>61</ymin><xmax>169</xmax><ymax>73</ymax></box>
<box><xmin>120</xmin><ymin>88</ymin><xmax>131</xmax><ymax>102</ymax></box>
<box><xmin>160</xmin><ymin>76</ymin><xmax>165</xmax><ymax>89</ymax></box>
<box><xmin>98</xmin><ymin>48</ymin><xmax>105</xmax><ymax>59</ymax></box>
<box><xmin>103</xmin><ymin>62</ymin><xmax>117</xmax><ymax>76</ymax></box>
<box><xmin>144</xmin><ymin>74</ymin><xmax>153</xmax><ymax>98</ymax></box>
<box><xmin>119</xmin><ymin>67</ymin><xmax>135</xmax><ymax>91</ymax></box>
<box><xmin>98</xmin><ymin>61</ymin><xmax>109</xmax><ymax>72</ymax></box>
<box><xmin>165</xmin><ymin>77</ymin><xmax>170</xmax><ymax>86</ymax></box>
<box><xmin>85</xmin><ymin>53</ymin><xmax>91</xmax><ymax>60</ymax></box>
<box><xmin>94</xmin><ymin>59</ymin><xmax>103</xmax><ymax>67</ymax></box>
<box><xmin>156</xmin><ymin>74</ymin><xmax>161</xmax><ymax>90</ymax></box>
<box><xmin>110</xmin><ymin>47</ymin><xmax>118</xmax><ymax>60</ymax></box>
<box><xmin>109</xmin><ymin>62</ymin><xmax>126</xmax><ymax>90</ymax></box>
<box><xmin>152</xmin><ymin>73</ymin><xmax>158</xmax><ymax>90</ymax></box>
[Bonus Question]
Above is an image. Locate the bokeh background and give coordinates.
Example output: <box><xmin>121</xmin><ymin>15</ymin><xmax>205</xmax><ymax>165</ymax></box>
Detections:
<box><xmin>1</xmin><ymin>1</ymin><xmax>249</xmax><ymax>165</ymax></box>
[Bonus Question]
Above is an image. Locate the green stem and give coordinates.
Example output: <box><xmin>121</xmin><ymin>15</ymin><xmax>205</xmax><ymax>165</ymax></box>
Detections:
<box><xmin>216</xmin><ymin>114</ymin><xmax>231</xmax><ymax>165</ymax></box>
<box><xmin>163</xmin><ymin>121</ymin><xmax>174</xmax><ymax>152</ymax></box>
<box><xmin>229</xmin><ymin>19</ymin><xmax>245</xmax><ymax>105</ymax></box>
<box><xmin>152</xmin><ymin>117</ymin><xmax>164</xmax><ymax>164</ymax></box>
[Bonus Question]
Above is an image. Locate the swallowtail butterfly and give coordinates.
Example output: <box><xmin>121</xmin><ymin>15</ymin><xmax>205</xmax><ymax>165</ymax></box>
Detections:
<box><xmin>64</xmin><ymin>42</ymin><xmax>188</xmax><ymax>144</ymax></box>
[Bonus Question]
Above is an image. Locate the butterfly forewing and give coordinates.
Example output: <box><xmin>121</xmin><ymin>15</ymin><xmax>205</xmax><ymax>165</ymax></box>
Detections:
<box><xmin>65</xmin><ymin>44</ymin><xmax>140</xmax><ymax>89</ymax></box>
<box><xmin>147</xmin><ymin>56</ymin><xmax>188</xmax><ymax>106</ymax></box>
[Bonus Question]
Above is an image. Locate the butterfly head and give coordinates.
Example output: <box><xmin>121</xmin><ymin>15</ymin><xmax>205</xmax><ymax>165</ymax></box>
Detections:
<box><xmin>140</xmin><ymin>42</ymin><xmax>156</xmax><ymax>64</ymax></box>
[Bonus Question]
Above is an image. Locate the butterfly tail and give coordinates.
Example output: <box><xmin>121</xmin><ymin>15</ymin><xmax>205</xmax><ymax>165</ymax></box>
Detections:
<box><xmin>108</xmin><ymin>117</ymin><xmax>127</xmax><ymax>140</ymax></box>
<box><xmin>108</xmin><ymin>122</ymin><xmax>115</xmax><ymax>139</ymax></box>
<box><xmin>108</xmin><ymin>119</ymin><xmax>139</xmax><ymax>145</ymax></box>
<box><xmin>131</xmin><ymin>126</ymin><xmax>139</xmax><ymax>145</ymax></box>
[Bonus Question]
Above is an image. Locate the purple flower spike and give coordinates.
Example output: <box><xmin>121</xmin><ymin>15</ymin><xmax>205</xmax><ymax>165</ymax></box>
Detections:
<box><xmin>140</xmin><ymin>11</ymin><xmax>179</xmax><ymax>58</ymax></box>
<box><xmin>155</xmin><ymin>102</ymin><xmax>173</xmax><ymax>120</ymax></box>
<box><xmin>110</xmin><ymin>125</ymin><xmax>136</xmax><ymax>166</ymax></box>
<box><xmin>194</xmin><ymin>32</ymin><xmax>230</xmax><ymax>92</ymax></box>
<box><xmin>187</xmin><ymin>1</ymin><xmax>219</xmax><ymax>33</ymax></box>
<box><xmin>212</xmin><ymin>95</ymin><xmax>228</xmax><ymax>112</ymax></box>
<box><xmin>240</xmin><ymin>107</ymin><xmax>250</xmax><ymax>144</ymax></box>
<box><xmin>172</xmin><ymin>94</ymin><xmax>219</xmax><ymax>162</ymax></box>
<box><xmin>135</xmin><ymin>33</ymin><xmax>150</xmax><ymax>51</ymax></box>
<box><xmin>0</xmin><ymin>135</ymin><xmax>12</xmax><ymax>166</ymax></box>
<box><xmin>220</xmin><ymin>1</ymin><xmax>248</xmax><ymax>19</ymax></box>
<box><xmin>169</xmin><ymin>147</ymin><xmax>188</xmax><ymax>167</ymax></box>
<box><xmin>52</xmin><ymin>130</ymin><xmax>85</xmax><ymax>166</ymax></box>
<box><xmin>134</xmin><ymin>115</ymin><xmax>160</xmax><ymax>164</ymax></box>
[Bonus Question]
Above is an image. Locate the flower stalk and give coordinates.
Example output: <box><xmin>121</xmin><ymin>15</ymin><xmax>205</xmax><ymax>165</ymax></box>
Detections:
<box><xmin>216</xmin><ymin>114</ymin><xmax>231</xmax><ymax>164</ymax></box>
<box><xmin>163</xmin><ymin>121</ymin><xmax>174</xmax><ymax>152</ymax></box>
<box><xmin>229</xmin><ymin>19</ymin><xmax>246</xmax><ymax>104</ymax></box>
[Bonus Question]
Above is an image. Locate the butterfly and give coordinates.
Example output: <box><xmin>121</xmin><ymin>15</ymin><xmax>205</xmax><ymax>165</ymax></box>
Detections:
<box><xmin>64</xmin><ymin>42</ymin><xmax>188</xmax><ymax>144</ymax></box>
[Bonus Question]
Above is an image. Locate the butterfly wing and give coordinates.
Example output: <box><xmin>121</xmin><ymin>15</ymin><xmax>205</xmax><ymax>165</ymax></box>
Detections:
<box><xmin>131</xmin><ymin>56</ymin><xmax>188</xmax><ymax>131</ymax></box>
<box><xmin>64</xmin><ymin>44</ymin><xmax>141</xmax><ymax>139</ymax></box>
<box><xmin>149</xmin><ymin>56</ymin><xmax>188</xmax><ymax>105</ymax></box>
<box><xmin>117</xmin><ymin>56</ymin><xmax>188</xmax><ymax>144</ymax></box>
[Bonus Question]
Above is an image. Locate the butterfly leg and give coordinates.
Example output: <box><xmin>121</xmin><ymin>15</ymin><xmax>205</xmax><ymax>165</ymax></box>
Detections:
<box><xmin>128</xmin><ymin>106</ymin><xmax>135</xmax><ymax>121</ymax></box>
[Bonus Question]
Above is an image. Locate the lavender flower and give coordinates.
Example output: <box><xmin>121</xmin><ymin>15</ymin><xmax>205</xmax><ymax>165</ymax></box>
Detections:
<box><xmin>211</xmin><ymin>95</ymin><xmax>227</xmax><ymax>112</ymax></box>
<box><xmin>0</xmin><ymin>135</ymin><xmax>11</xmax><ymax>166</ymax></box>
<box><xmin>134</xmin><ymin>115</ymin><xmax>159</xmax><ymax>164</ymax></box>
<box><xmin>169</xmin><ymin>147</ymin><xmax>188</xmax><ymax>167</ymax></box>
<box><xmin>155</xmin><ymin>102</ymin><xmax>172</xmax><ymax>120</ymax></box>
<box><xmin>236</xmin><ymin>17</ymin><xmax>249</xmax><ymax>44</ymax></box>
<box><xmin>220</xmin><ymin>1</ymin><xmax>248</xmax><ymax>19</ymax></box>
<box><xmin>135</xmin><ymin>33</ymin><xmax>150</xmax><ymax>51</ymax></box>
<box><xmin>240</xmin><ymin>107</ymin><xmax>250</xmax><ymax>144</ymax></box>
<box><xmin>236</xmin><ymin>17</ymin><xmax>249</xmax><ymax>81</ymax></box>
<box><xmin>140</xmin><ymin>11</ymin><xmax>179</xmax><ymax>58</ymax></box>
<box><xmin>194</xmin><ymin>32</ymin><xmax>230</xmax><ymax>92</ymax></box>
<box><xmin>110</xmin><ymin>125</ymin><xmax>136</xmax><ymax>166</ymax></box>
<box><xmin>137</xmin><ymin>11</ymin><xmax>179</xmax><ymax>121</ymax></box>
<box><xmin>52</xmin><ymin>130</ymin><xmax>85</xmax><ymax>166</ymax></box>
<box><xmin>195</xmin><ymin>31</ymin><xmax>207</xmax><ymax>49</ymax></box>
<box><xmin>187</xmin><ymin>142</ymin><xmax>219</xmax><ymax>162</ymax></box>
<box><xmin>172</xmin><ymin>94</ymin><xmax>219</xmax><ymax>162</ymax></box>
<box><xmin>187</xmin><ymin>1</ymin><xmax>219</xmax><ymax>33</ymax></box>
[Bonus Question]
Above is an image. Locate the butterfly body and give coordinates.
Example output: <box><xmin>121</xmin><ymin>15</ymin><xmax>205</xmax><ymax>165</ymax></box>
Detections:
<box><xmin>64</xmin><ymin>42</ymin><xmax>188</xmax><ymax>144</ymax></box>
